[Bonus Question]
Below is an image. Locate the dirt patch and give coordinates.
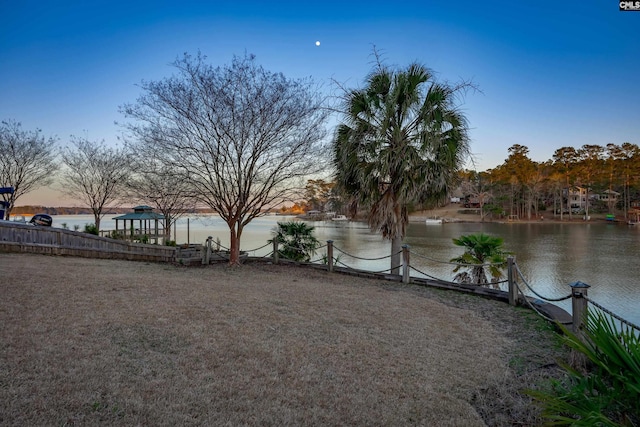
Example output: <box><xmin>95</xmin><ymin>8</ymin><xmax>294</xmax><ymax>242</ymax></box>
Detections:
<box><xmin>0</xmin><ymin>254</ymin><xmax>567</xmax><ymax>426</ymax></box>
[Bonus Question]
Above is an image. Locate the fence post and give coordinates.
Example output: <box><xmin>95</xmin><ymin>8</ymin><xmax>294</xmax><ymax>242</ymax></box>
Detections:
<box><xmin>203</xmin><ymin>236</ymin><xmax>212</xmax><ymax>265</ymax></box>
<box><xmin>327</xmin><ymin>240</ymin><xmax>334</xmax><ymax>273</ymax></box>
<box><xmin>272</xmin><ymin>239</ymin><xmax>279</xmax><ymax>264</ymax></box>
<box><xmin>402</xmin><ymin>244</ymin><xmax>410</xmax><ymax>284</ymax></box>
<box><xmin>570</xmin><ymin>281</ymin><xmax>590</xmax><ymax>335</ymax></box>
<box><xmin>507</xmin><ymin>255</ymin><xmax>517</xmax><ymax>306</ymax></box>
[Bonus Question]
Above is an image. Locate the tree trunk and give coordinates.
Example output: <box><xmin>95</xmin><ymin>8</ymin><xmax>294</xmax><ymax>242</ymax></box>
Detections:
<box><xmin>164</xmin><ymin>216</ymin><xmax>172</xmax><ymax>241</ymax></box>
<box><xmin>390</xmin><ymin>236</ymin><xmax>402</xmax><ymax>275</ymax></box>
<box><xmin>94</xmin><ymin>212</ymin><xmax>101</xmax><ymax>231</ymax></box>
<box><xmin>228</xmin><ymin>223</ymin><xmax>243</xmax><ymax>266</ymax></box>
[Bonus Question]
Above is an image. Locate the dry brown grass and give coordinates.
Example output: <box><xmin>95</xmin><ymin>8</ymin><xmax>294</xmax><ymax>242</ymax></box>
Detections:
<box><xmin>0</xmin><ymin>253</ymin><xmax>567</xmax><ymax>426</ymax></box>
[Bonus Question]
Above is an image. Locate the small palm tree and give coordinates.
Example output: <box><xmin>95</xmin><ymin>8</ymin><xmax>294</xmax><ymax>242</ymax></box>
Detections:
<box><xmin>450</xmin><ymin>233</ymin><xmax>509</xmax><ymax>286</ymax></box>
<box><xmin>269</xmin><ymin>221</ymin><xmax>319</xmax><ymax>262</ymax></box>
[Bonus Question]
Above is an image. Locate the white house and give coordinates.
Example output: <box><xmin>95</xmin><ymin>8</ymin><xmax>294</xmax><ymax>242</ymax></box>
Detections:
<box><xmin>567</xmin><ymin>187</ymin><xmax>588</xmax><ymax>211</ymax></box>
<box><xmin>591</xmin><ymin>189</ymin><xmax>620</xmax><ymax>203</ymax></box>
<box><xmin>566</xmin><ymin>187</ymin><xmax>620</xmax><ymax>212</ymax></box>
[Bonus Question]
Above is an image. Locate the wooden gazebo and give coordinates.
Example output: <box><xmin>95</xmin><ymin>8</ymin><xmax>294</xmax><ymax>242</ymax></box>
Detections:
<box><xmin>113</xmin><ymin>205</ymin><xmax>166</xmax><ymax>244</ymax></box>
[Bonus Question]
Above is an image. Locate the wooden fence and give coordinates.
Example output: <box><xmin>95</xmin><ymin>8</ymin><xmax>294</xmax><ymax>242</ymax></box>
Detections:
<box><xmin>0</xmin><ymin>222</ymin><xmax>176</xmax><ymax>262</ymax></box>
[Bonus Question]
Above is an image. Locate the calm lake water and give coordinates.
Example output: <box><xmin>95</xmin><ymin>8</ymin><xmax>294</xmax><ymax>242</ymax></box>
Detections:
<box><xmin>45</xmin><ymin>214</ymin><xmax>640</xmax><ymax>326</ymax></box>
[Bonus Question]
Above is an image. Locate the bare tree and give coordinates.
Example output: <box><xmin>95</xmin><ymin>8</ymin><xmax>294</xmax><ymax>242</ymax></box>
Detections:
<box><xmin>125</xmin><ymin>156</ymin><xmax>195</xmax><ymax>241</ymax></box>
<box><xmin>121</xmin><ymin>53</ymin><xmax>328</xmax><ymax>264</ymax></box>
<box><xmin>0</xmin><ymin>119</ymin><xmax>58</xmax><ymax>218</ymax></box>
<box><xmin>461</xmin><ymin>171</ymin><xmax>493</xmax><ymax>222</ymax></box>
<box><xmin>59</xmin><ymin>137</ymin><xmax>131</xmax><ymax>230</ymax></box>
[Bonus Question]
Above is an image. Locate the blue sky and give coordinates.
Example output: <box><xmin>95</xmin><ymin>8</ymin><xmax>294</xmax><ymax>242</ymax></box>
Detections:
<box><xmin>1</xmin><ymin>0</ymin><xmax>639</xmax><ymax>206</ymax></box>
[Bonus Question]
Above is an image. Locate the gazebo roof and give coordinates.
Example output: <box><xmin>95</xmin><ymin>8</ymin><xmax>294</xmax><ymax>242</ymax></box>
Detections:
<box><xmin>113</xmin><ymin>205</ymin><xmax>165</xmax><ymax>220</ymax></box>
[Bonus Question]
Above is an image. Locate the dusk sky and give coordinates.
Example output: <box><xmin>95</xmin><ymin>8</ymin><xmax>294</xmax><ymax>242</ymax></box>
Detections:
<box><xmin>1</xmin><ymin>1</ymin><xmax>639</xmax><ymax>206</ymax></box>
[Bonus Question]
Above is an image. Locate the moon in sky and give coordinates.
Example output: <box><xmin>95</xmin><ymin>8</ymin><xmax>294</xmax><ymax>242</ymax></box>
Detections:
<box><xmin>315</xmin><ymin>41</ymin><xmax>320</xmax><ymax>46</ymax></box>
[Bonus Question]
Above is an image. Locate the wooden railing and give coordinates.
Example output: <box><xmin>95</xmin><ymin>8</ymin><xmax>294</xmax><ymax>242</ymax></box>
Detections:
<box><xmin>0</xmin><ymin>222</ymin><xmax>176</xmax><ymax>262</ymax></box>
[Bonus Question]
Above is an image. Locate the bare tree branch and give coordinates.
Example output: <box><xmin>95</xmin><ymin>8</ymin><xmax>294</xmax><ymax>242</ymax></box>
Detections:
<box><xmin>0</xmin><ymin>119</ymin><xmax>58</xmax><ymax>218</ymax></box>
<box><xmin>59</xmin><ymin>137</ymin><xmax>131</xmax><ymax>230</ymax></box>
<box><xmin>123</xmin><ymin>151</ymin><xmax>196</xmax><ymax>240</ymax></box>
<box><xmin>120</xmin><ymin>52</ymin><xmax>329</xmax><ymax>264</ymax></box>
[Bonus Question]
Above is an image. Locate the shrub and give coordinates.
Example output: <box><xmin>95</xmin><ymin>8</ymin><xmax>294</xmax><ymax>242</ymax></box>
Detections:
<box><xmin>108</xmin><ymin>231</ymin><xmax>124</xmax><ymax>239</ymax></box>
<box><xmin>83</xmin><ymin>223</ymin><xmax>99</xmax><ymax>235</ymax></box>
<box><xmin>529</xmin><ymin>310</ymin><xmax>640</xmax><ymax>426</ymax></box>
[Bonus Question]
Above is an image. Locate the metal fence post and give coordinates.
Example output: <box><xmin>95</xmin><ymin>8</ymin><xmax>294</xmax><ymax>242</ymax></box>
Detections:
<box><xmin>272</xmin><ymin>239</ymin><xmax>279</xmax><ymax>264</ymax></box>
<box><xmin>507</xmin><ymin>255</ymin><xmax>517</xmax><ymax>306</ymax></box>
<box><xmin>570</xmin><ymin>281</ymin><xmax>590</xmax><ymax>335</ymax></box>
<box><xmin>402</xmin><ymin>244</ymin><xmax>410</xmax><ymax>284</ymax></box>
<box><xmin>327</xmin><ymin>240</ymin><xmax>334</xmax><ymax>273</ymax></box>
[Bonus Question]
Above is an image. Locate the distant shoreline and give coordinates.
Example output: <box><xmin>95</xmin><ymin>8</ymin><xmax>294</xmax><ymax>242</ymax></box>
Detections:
<box><xmin>13</xmin><ymin>205</ymin><xmax>630</xmax><ymax>225</ymax></box>
<box><xmin>409</xmin><ymin>205</ymin><xmax>631</xmax><ymax>225</ymax></box>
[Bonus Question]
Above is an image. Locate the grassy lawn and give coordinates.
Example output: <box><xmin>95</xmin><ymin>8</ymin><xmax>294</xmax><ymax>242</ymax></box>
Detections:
<box><xmin>0</xmin><ymin>253</ymin><xmax>567</xmax><ymax>426</ymax></box>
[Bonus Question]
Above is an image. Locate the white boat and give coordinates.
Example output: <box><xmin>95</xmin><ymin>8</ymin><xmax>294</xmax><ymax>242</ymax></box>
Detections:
<box><xmin>425</xmin><ymin>217</ymin><xmax>443</xmax><ymax>225</ymax></box>
<box><xmin>331</xmin><ymin>215</ymin><xmax>348</xmax><ymax>221</ymax></box>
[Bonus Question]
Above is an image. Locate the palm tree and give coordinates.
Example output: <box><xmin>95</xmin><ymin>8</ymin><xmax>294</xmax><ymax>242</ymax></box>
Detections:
<box><xmin>333</xmin><ymin>61</ymin><xmax>471</xmax><ymax>274</ymax></box>
<box><xmin>450</xmin><ymin>233</ymin><xmax>509</xmax><ymax>286</ymax></box>
<box><xmin>269</xmin><ymin>221</ymin><xmax>320</xmax><ymax>262</ymax></box>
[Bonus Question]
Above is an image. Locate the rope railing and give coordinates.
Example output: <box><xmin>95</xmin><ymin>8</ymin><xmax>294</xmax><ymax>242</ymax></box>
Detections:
<box><xmin>408</xmin><ymin>265</ymin><xmax>454</xmax><ymax>283</ymax></box>
<box><xmin>584</xmin><ymin>295</ymin><xmax>640</xmax><ymax>332</ymax></box>
<box><xmin>333</xmin><ymin>258</ymin><xmax>392</xmax><ymax>274</ymax></box>
<box><xmin>514</xmin><ymin>264</ymin><xmax>572</xmax><ymax>302</ymax></box>
<box><xmin>216</xmin><ymin>242</ymin><xmax>231</xmax><ymax>251</ymax></box>
<box><xmin>333</xmin><ymin>246</ymin><xmax>398</xmax><ymax>261</ymax></box>
<box><xmin>511</xmin><ymin>279</ymin><xmax>571</xmax><ymax>324</ymax></box>
<box><xmin>409</xmin><ymin>249</ymin><xmax>505</xmax><ymax>268</ymax></box>
<box><xmin>244</xmin><ymin>241</ymin><xmax>272</xmax><ymax>253</ymax></box>
<box><xmin>512</xmin><ymin>266</ymin><xmax>638</xmax><ymax>332</ymax></box>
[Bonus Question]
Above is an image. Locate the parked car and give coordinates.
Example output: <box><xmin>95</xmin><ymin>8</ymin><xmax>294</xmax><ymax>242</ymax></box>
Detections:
<box><xmin>29</xmin><ymin>214</ymin><xmax>53</xmax><ymax>227</ymax></box>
